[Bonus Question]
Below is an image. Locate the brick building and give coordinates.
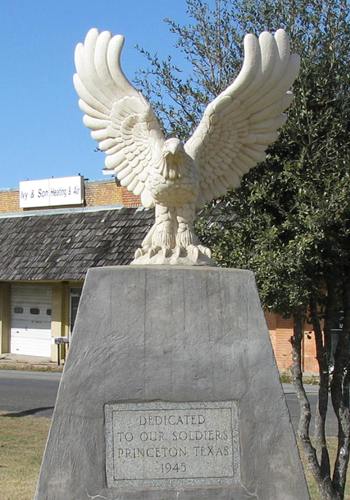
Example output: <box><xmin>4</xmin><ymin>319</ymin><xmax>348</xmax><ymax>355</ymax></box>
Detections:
<box><xmin>0</xmin><ymin>177</ymin><xmax>152</xmax><ymax>363</ymax></box>
<box><xmin>0</xmin><ymin>176</ymin><xmax>318</xmax><ymax>373</ymax></box>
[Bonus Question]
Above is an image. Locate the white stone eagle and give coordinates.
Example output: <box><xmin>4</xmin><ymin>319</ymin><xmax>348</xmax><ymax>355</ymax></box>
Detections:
<box><xmin>74</xmin><ymin>28</ymin><xmax>299</xmax><ymax>265</ymax></box>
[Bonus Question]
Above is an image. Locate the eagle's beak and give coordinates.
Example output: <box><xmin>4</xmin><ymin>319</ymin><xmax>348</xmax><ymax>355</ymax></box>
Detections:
<box><xmin>165</xmin><ymin>139</ymin><xmax>182</xmax><ymax>156</ymax></box>
<box><xmin>167</xmin><ymin>144</ymin><xmax>178</xmax><ymax>155</ymax></box>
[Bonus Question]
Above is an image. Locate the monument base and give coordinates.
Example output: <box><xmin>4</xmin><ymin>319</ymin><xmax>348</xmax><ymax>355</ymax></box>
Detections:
<box><xmin>35</xmin><ymin>266</ymin><xmax>309</xmax><ymax>499</ymax></box>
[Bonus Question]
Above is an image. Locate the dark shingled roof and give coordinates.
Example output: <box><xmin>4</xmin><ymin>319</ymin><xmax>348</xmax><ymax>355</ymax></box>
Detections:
<box><xmin>0</xmin><ymin>208</ymin><xmax>154</xmax><ymax>281</ymax></box>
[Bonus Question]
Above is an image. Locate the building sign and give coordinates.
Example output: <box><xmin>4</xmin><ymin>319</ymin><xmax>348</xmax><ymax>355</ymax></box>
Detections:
<box><xmin>19</xmin><ymin>176</ymin><xmax>84</xmax><ymax>208</ymax></box>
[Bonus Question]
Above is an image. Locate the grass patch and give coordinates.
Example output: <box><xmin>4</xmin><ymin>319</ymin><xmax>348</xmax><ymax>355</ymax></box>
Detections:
<box><xmin>0</xmin><ymin>415</ymin><xmax>50</xmax><ymax>500</ymax></box>
<box><xmin>280</xmin><ymin>371</ymin><xmax>320</xmax><ymax>385</ymax></box>
<box><xmin>0</xmin><ymin>416</ymin><xmax>349</xmax><ymax>499</ymax></box>
<box><xmin>299</xmin><ymin>438</ymin><xmax>350</xmax><ymax>499</ymax></box>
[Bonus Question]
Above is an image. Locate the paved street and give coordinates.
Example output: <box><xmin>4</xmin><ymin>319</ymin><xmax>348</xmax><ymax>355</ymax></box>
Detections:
<box><xmin>0</xmin><ymin>369</ymin><xmax>60</xmax><ymax>417</ymax></box>
<box><xmin>283</xmin><ymin>383</ymin><xmax>338</xmax><ymax>436</ymax></box>
<box><xmin>0</xmin><ymin>370</ymin><xmax>338</xmax><ymax>435</ymax></box>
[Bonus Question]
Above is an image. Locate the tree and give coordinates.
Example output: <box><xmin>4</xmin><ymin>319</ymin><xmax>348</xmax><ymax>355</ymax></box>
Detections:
<box><xmin>135</xmin><ymin>1</ymin><xmax>350</xmax><ymax>498</ymax></box>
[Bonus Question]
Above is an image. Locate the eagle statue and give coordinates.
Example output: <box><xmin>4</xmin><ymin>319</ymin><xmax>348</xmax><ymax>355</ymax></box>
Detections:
<box><xmin>74</xmin><ymin>28</ymin><xmax>299</xmax><ymax>265</ymax></box>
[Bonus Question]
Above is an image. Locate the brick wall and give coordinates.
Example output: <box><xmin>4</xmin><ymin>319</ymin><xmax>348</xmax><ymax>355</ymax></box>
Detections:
<box><xmin>0</xmin><ymin>179</ymin><xmax>142</xmax><ymax>213</ymax></box>
<box><xmin>0</xmin><ymin>190</ymin><xmax>19</xmax><ymax>213</ymax></box>
<box><xmin>303</xmin><ymin>327</ymin><xmax>319</xmax><ymax>374</ymax></box>
<box><xmin>266</xmin><ymin>312</ymin><xmax>294</xmax><ymax>372</ymax></box>
<box><xmin>266</xmin><ymin>311</ymin><xmax>319</xmax><ymax>374</ymax></box>
<box><xmin>84</xmin><ymin>180</ymin><xmax>141</xmax><ymax>207</ymax></box>
<box><xmin>84</xmin><ymin>180</ymin><xmax>123</xmax><ymax>207</ymax></box>
<box><xmin>121</xmin><ymin>188</ymin><xmax>143</xmax><ymax>207</ymax></box>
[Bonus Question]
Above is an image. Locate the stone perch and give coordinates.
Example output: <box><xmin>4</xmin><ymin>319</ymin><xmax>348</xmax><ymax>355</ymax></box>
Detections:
<box><xmin>35</xmin><ymin>267</ymin><xmax>309</xmax><ymax>499</ymax></box>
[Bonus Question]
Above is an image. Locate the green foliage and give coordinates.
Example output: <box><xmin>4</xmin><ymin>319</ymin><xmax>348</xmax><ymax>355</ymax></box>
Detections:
<box><xmin>136</xmin><ymin>0</ymin><xmax>350</xmax><ymax>294</ymax></box>
<box><xmin>135</xmin><ymin>0</ymin><xmax>246</xmax><ymax>138</ymax></box>
<box><xmin>135</xmin><ymin>0</ymin><xmax>350</xmax><ymax>315</ymax></box>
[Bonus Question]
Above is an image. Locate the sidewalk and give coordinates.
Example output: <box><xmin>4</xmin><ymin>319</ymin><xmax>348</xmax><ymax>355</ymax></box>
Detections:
<box><xmin>0</xmin><ymin>353</ymin><xmax>63</xmax><ymax>372</ymax></box>
<box><xmin>282</xmin><ymin>383</ymin><xmax>319</xmax><ymax>394</ymax></box>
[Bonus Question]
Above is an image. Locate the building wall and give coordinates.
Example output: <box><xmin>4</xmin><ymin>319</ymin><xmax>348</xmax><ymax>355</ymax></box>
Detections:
<box><xmin>0</xmin><ymin>282</ymin><xmax>10</xmax><ymax>354</ymax></box>
<box><xmin>121</xmin><ymin>188</ymin><xmax>142</xmax><ymax>207</ymax></box>
<box><xmin>266</xmin><ymin>311</ymin><xmax>319</xmax><ymax>374</ymax></box>
<box><xmin>0</xmin><ymin>179</ymin><xmax>141</xmax><ymax>213</ymax></box>
<box><xmin>303</xmin><ymin>328</ymin><xmax>319</xmax><ymax>374</ymax></box>
<box><xmin>0</xmin><ymin>190</ymin><xmax>19</xmax><ymax>213</ymax></box>
<box><xmin>266</xmin><ymin>313</ymin><xmax>294</xmax><ymax>372</ymax></box>
<box><xmin>84</xmin><ymin>180</ymin><xmax>123</xmax><ymax>206</ymax></box>
<box><xmin>0</xmin><ymin>281</ymin><xmax>82</xmax><ymax>362</ymax></box>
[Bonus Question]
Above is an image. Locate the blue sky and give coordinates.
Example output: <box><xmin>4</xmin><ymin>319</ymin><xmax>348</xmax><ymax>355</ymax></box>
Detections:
<box><xmin>0</xmin><ymin>0</ymin><xmax>203</xmax><ymax>189</ymax></box>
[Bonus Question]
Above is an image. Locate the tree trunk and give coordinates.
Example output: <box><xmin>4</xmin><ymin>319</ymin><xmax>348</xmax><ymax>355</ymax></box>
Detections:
<box><xmin>310</xmin><ymin>295</ymin><xmax>331</xmax><ymax>479</ymax></box>
<box><xmin>331</xmin><ymin>277</ymin><xmax>350</xmax><ymax>499</ymax></box>
<box><xmin>291</xmin><ymin>309</ymin><xmax>337</xmax><ymax>499</ymax></box>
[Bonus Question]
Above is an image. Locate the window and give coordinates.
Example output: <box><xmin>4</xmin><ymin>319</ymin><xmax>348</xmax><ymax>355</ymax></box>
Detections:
<box><xmin>30</xmin><ymin>308</ymin><xmax>40</xmax><ymax>315</ymax></box>
<box><xmin>14</xmin><ymin>306</ymin><xmax>23</xmax><ymax>314</ymax></box>
<box><xmin>46</xmin><ymin>309</ymin><xmax>52</xmax><ymax>316</ymax></box>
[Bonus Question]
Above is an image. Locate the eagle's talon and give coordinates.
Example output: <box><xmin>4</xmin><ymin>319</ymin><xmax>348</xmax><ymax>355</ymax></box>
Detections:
<box><xmin>148</xmin><ymin>247</ymin><xmax>159</xmax><ymax>258</ymax></box>
<box><xmin>187</xmin><ymin>245</ymin><xmax>199</xmax><ymax>263</ymax></box>
<box><xmin>173</xmin><ymin>247</ymin><xmax>181</xmax><ymax>260</ymax></box>
<box><xmin>134</xmin><ymin>248</ymin><xmax>143</xmax><ymax>259</ymax></box>
<box><xmin>198</xmin><ymin>245</ymin><xmax>212</xmax><ymax>258</ymax></box>
<box><xmin>132</xmin><ymin>243</ymin><xmax>213</xmax><ymax>265</ymax></box>
<box><xmin>161</xmin><ymin>247</ymin><xmax>171</xmax><ymax>258</ymax></box>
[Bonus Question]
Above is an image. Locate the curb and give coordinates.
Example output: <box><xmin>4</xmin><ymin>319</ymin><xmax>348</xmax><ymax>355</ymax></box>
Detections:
<box><xmin>0</xmin><ymin>362</ymin><xmax>63</xmax><ymax>373</ymax></box>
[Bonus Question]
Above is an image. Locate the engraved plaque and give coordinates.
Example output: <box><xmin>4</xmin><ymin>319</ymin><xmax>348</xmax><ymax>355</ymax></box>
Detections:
<box><xmin>105</xmin><ymin>401</ymin><xmax>240</xmax><ymax>490</ymax></box>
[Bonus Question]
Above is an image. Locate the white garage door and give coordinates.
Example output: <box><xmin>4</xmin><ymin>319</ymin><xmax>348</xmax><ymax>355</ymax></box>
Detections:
<box><xmin>10</xmin><ymin>285</ymin><xmax>52</xmax><ymax>357</ymax></box>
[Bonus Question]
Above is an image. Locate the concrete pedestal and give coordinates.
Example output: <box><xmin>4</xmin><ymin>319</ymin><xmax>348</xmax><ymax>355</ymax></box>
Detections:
<box><xmin>35</xmin><ymin>266</ymin><xmax>309</xmax><ymax>499</ymax></box>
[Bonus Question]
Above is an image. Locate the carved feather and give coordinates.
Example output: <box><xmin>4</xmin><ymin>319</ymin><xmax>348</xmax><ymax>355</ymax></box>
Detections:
<box><xmin>185</xmin><ymin>28</ymin><xmax>299</xmax><ymax>207</ymax></box>
<box><xmin>73</xmin><ymin>28</ymin><xmax>165</xmax><ymax>206</ymax></box>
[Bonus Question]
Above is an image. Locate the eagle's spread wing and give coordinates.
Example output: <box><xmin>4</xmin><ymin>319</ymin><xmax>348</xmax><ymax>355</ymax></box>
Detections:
<box><xmin>74</xmin><ymin>28</ymin><xmax>165</xmax><ymax>207</ymax></box>
<box><xmin>185</xmin><ymin>29</ymin><xmax>300</xmax><ymax>207</ymax></box>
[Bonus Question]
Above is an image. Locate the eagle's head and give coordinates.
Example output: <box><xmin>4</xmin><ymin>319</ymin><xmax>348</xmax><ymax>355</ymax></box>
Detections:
<box><xmin>160</xmin><ymin>138</ymin><xmax>186</xmax><ymax>180</ymax></box>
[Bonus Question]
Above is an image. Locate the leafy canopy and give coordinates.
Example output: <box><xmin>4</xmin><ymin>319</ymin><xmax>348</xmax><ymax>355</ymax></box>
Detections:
<box><xmin>137</xmin><ymin>0</ymin><xmax>350</xmax><ymax>315</ymax></box>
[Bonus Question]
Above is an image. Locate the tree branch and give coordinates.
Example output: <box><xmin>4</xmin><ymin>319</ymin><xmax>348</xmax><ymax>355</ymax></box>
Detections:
<box><xmin>291</xmin><ymin>308</ymin><xmax>336</xmax><ymax>499</ymax></box>
<box><xmin>310</xmin><ymin>295</ymin><xmax>331</xmax><ymax>479</ymax></box>
<box><xmin>331</xmin><ymin>276</ymin><xmax>350</xmax><ymax>498</ymax></box>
